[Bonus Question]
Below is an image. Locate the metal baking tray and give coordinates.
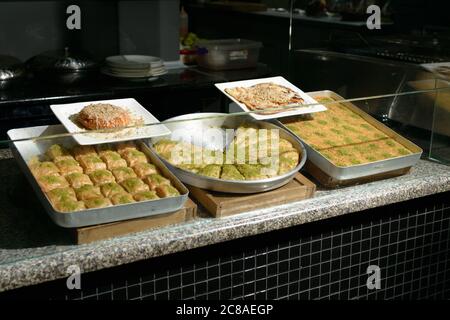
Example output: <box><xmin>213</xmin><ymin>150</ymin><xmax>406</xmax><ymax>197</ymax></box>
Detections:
<box><xmin>149</xmin><ymin>113</ymin><xmax>307</xmax><ymax>193</ymax></box>
<box><xmin>276</xmin><ymin>90</ymin><xmax>423</xmax><ymax>182</ymax></box>
<box><xmin>7</xmin><ymin>125</ymin><xmax>189</xmax><ymax>228</ymax></box>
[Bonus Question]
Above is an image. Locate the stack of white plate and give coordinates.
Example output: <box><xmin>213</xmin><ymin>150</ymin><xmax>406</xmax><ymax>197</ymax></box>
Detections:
<box><xmin>102</xmin><ymin>55</ymin><xmax>167</xmax><ymax>79</ymax></box>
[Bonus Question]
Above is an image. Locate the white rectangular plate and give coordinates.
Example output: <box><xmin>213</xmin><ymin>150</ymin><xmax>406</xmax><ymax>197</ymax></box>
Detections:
<box><xmin>215</xmin><ymin>76</ymin><xmax>327</xmax><ymax>120</ymax></box>
<box><xmin>50</xmin><ymin>98</ymin><xmax>170</xmax><ymax>145</ymax></box>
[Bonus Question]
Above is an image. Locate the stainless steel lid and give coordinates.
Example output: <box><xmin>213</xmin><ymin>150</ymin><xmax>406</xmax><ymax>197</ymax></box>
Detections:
<box><xmin>28</xmin><ymin>47</ymin><xmax>98</xmax><ymax>73</ymax></box>
<box><xmin>0</xmin><ymin>55</ymin><xmax>25</xmax><ymax>81</ymax></box>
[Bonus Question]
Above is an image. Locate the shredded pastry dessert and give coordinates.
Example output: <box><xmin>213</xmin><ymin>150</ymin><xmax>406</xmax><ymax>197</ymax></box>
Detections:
<box><xmin>77</xmin><ymin>103</ymin><xmax>132</xmax><ymax>130</ymax></box>
<box><xmin>225</xmin><ymin>82</ymin><xmax>304</xmax><ymax>113</ymax></box>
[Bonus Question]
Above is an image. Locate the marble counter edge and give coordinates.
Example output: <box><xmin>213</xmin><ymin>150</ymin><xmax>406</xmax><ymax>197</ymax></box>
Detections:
<box><xmin>0</xmin><ymin>160</ymin><xmax>449</xmax><ymax>292</ymax></box>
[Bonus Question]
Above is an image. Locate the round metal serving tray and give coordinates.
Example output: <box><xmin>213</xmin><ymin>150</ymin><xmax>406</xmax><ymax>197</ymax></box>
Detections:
<box><xmin>149</xmin><ymin>113</ymin><xmax>307</xmax><ymax>194</ymax></box>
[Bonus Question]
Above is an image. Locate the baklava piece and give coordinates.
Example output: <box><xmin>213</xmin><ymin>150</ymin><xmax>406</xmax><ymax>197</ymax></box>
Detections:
<box><xmin>111</xmin><ymin>193</ymin><xmax>135</xmax><ymax>205</ymax></box>
<box><xmin>143</xmin><ymin>174</ymin><xmax>170</xmax><ymax>190</ymax></box>
<box><xmin>112</xmin><ymin>167</ymin><xmax>137</xmax><ymax>183</ymax></box>
<box><xmin>95</xmin><ymin>143</ymin><xmax>114</xmax><ymax>157</ymax></box>
<box><xmin>54</xmin><ymin>158</ymin><xmax>83</xmax><ymax>176</ymax></box>
<box><xmin>100</xmin><ymin>182</ymin><xmax>126</xmax><ymax>198</ymax></box>
<box><xmin>121</xmin><ymin>149</ymin><xmax>147</xmax><ymax>167</ymax></box>
<box><xmin>55</xmin><ymin>200</ymin><xmax>85</xmax><ymax>213</ymax></box>
<box><xmin>155</xmin><ymin>185</ymin><xmax>180</xmax><ymax>198</ymax></box>
<box><xmin>75</xmin><ymin>184</ymin><xmax>102</xmax><ymax>201</ymax></box>
<box><xmin>72</xmin><ymin>145</ymin><xmax>97</xmax><ymax>161</ymax></box>
<box><xmin>121</xmin><ymin>177</ymin><xmax>149</xmax><ymax>194</ymax></box>
<box><xmin>78</xmin><ymin>154</ymin><xmax>107</xmax><ymax>173</ymax></box>
<box><xmin>89</xmin><ymin>169</ymin><xmax>116</xmax><ymax>186</ymax></box>
<box><xmin>236</xmin><ymin>164</ymin><xmax>268</xmax><ymax>180</ymax></box>
<box><xmin>220</xmin><ymin>164</ymin><xmax>244</xmax><ymax>181</ymax></box>
<box><xmin>29</xmin><ymin>161</ymin><xmax>59</xmax><ymax>177</ymax></box>
<box><xmin>153</xmin><ymin>139</ymin><xmax>178</xmax><ymax>159</ymax></box>
<box><xmin>132</xmin><ymin>162</ymin><xmax>157</xmax><ymax>179</ymax></box>
<box><xmin>46</xmin><ymin>187</ymin><xmax>77</xmax><ymax>204</ymax></box>
<box><xmin>198</xmin><ymin>164</ymin><xmax>221</xmax><ymax>179</ymax></box>
<box><xmin>116</xmin><ymin>141</ymin><xmax>137</xmax><ymax>156</ymax></box>
<box><xmin>133</xmin><ymin>191</ymin><xmax>159</xmax><ymax>202</ymax></box>
<box><xmin>65</xmin><ymin>172</ymin><xmax>93</xmax><ymax>189</ymax></box>
<box><xmin>84</xmin><ymin>197</ymin><xmax>112</xmax><ymax>209</ymax></box>
<box><xmin>46</xmin><ymin>144</ymin><xmax>73</xmax><ymax>162</ymax></box>
<box><xmin>37</xmin><ymin>175</ymin><xmax>69</xmax><ymax>192</ymax></box>
<box><xmin>100</xmin><ymin>151</ymin><xmax>127</xmax><ymax>170</ymax></box>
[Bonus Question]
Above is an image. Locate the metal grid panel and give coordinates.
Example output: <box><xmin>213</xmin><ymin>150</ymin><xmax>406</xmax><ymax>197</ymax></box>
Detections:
<box><xmin>56</xmin><ymin>196</ymin><xmax>450</xmax><ymax>301</ymax></box>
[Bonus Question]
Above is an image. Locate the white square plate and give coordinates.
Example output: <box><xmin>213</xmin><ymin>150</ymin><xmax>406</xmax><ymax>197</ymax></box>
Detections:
<box><xmin>50</xmin><ymin>98</ymin><xmax>170</xmax><ymax>145</ymax></box>
<box><xmin>215</xmin><ymin>76</ymin><xmax>327</xmax><ymax>120</ymax></box>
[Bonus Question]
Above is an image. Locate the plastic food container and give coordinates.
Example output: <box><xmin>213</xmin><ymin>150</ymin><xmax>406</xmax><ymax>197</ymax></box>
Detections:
<box><xmin>197</xmin><ymin>39</ymin><xmax>262</xmax><ymax>71</ymax></box>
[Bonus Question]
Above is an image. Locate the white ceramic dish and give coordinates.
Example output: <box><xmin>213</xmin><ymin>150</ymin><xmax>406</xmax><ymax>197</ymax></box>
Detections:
<box><xmin>50</xmin><ymin>98</ymin><xmax>170</xmax><ymax>145</ymax></box>
<box><xmin>106</xmin><ymin>55</ymin><xmax>163</xmax><ymax>69</ymax></box>
<box><xmin>215</xmin><ymin>76</ymin><xmax>327</xmax><ymax>120</ymax></box>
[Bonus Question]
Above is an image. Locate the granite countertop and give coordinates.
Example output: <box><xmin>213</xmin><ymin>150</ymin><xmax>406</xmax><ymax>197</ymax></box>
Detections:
<box><xmin>0</xmin><ymin>150</ymin><xmax>449</xmax><ymax>292</ymax></box>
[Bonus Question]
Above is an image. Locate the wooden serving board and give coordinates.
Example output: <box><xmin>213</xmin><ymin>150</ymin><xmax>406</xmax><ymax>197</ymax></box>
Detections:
<box><xmin>305</xmin><ymin>160</ymin><xmax>411</xmax><ymax>188</ymax></box>
<box><xmin>74</xmin><ymin>198</ymin><xmax>197</xmax><ymax>244</ymax></box>
<box><xmin>187</xmin><ymin>173</ymin><xmax>316</xmax><ymax>218</ymax></box>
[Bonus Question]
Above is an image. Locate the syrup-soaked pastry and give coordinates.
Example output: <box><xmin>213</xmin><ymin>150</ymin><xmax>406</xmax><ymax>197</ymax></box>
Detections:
<box><xmin>133</xmin><ymin>190</ymin><xmax>159</xmax><ymax>202</ymax></box>
<box><xmin>155</xmin><ymin>185</ymin><xmax>180</xmax><ymax>198</ymax></box>
<box><xmin>100</xmin><ymin>182</ymin><xmax>126</xmax><ymax>198</ymax></box>
<box><xmin>132</xmin><ymin>162</ymin><xmax>157</xmax><ymax>179</ymax></box>
<box><xmin>37</xmin><ymin>175</ymin><xmax>69</xmax><ymax>192</ymax></box>
<box><xmin>143</xmin><ymin>174</ymin><xmax>170</xmax><ymax>190</ymax></box>
<box><xmin>120</xmin><ymin>177</ymin><xmax>149</xmax><ymax>194</ymax></box>
<box><xmin>65</xmin><ymin>172</ymin><xmax>93</xmax><ymax>189</ymax></box>
<box><xmin>75</xmin><ymin>184</ymin><xmax>102</xmax><ymax>201</ymax></box>
<box><xmin>100</xmin><ymin>151</ymin><xmax>127</xmax><ymax>170</ymax></box>
<box><xmin>112</xmin><ymin>167</ymin><xmax>137</xmax><ymax>183</ymax></box>
<box><xmin>78</xmin><ymin>154</ymin><xmax>107</xmax><ymax>174</ymax></box>
<box><xmin>110</xmin><ymin>192</ymin><xmax>135</xmax><ymax>205</ymax></box>
<box><xmin>88</xmin><ymin>169</ymin><xmax>116</xmax><ymax>186</ymax></box>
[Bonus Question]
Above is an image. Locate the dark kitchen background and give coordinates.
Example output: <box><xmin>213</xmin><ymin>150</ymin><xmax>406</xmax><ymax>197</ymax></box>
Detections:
<box><xmin>0</xmin><ymin>0</ymin><xmax>449</xmax><ymax>159</ymax></box>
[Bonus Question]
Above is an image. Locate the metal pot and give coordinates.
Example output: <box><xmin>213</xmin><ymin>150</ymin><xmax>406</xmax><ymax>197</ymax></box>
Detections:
<box><xmin>0</xmin><ymin>55</ymin><xmax>26</xmax><ymax>90</ymax></box>
<box><xmin>27</xmin><ymin>47</ymin><xmax>98</xmax><ymax>84</ymax></box>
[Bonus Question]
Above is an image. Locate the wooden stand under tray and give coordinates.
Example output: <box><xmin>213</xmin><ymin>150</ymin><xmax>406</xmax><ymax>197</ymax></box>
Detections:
<box><xmin>187</xmin><ymin>173</ymin><xmax>316</xmax><ymax>218</ymax></box>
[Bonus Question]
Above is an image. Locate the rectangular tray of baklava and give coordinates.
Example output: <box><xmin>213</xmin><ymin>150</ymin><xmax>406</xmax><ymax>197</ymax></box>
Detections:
<box><xmin>7</xmin><ymin>125</ymin><xmax>189</xmax><ymax>228</ymax></box>
<box><xmin>276</xmin><ymin>90</ymin><xmax>423</xmax><ymax>183</ymax></box>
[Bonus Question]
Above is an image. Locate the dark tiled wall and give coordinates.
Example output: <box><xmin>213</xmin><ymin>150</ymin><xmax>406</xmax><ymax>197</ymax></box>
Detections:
<box><xmin>2</xmin><ymin>192</ymin><xmax>449</xmax><ymax>300</ymax></box>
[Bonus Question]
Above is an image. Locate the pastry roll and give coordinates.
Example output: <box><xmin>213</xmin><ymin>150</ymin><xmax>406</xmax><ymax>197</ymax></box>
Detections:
<box><xmin>78</xmin><ymin>154</ymin><xmax>107</xmax><ymax>174</ymax></box>
<box><xmin>54</xmin><ymin>159</ymin><xmax>83</xmax><ymax>176</ymax></box>
<box><xmin>84</xmin><ymin>197</ymin><xmax>112</xmax><ymax>209</ymax></box>
<box><xmin>220</xmin><ymin>164</ymin><xmax>244</xmax><ymax>180</ymax></box>
<box><xmin>153</xmin><ymin>139</ymin><xmax>178</xmax><ymax>159</ymax></box>
<box><xmin>198</xmin><ymin>164</ymin><xmax>221</xmax><ymax>179</ymax></box>
<box><xmin>133</xmin><ymin>191</ymin><xmax>159</xmax><ymax>202</ymax></box>
<box><xmin>120</xmin><ymin>178</ymin><xmax>149</xmax><ymax>194</ymax></box>
<box><xmin>143</xmin><ymin>174</ymin><xmax>170</xmax><ymax>190</ymax></box>
<box><xmin>132</xmin><ymin>162</ymin><xmax>157</xmax><ymax>178</ymax></box>
<box><xmin>55</xmin><ymin>200</ymin><xmax>85</xmax><ymax>213</ymax></box>
<box><xmin>236</xmin><ymin>164</ymin><xmax>268</xmax><ymax>180</ymax></box>
<box><xmin>112</xmin><ymin>167</ymin><xmax>137</xmax><ymax>183</ymax></box>
<box><xmin>278</xmin><ymin>150</ymin><xmax>299</xmax><ymax>174</ymax></box>
<box><xmin>46</xmin><ymin>144</ymin><xmax>73</xmax><ymax>162</ymax></box>
<box><xmin>65</xmin><ymin>172</ymin><xmax>93</xmax><ymax>189</ymax></box>
<box><xmin>89</xmin><ymin>169</ymin><xmax>115</xmax><ymax>186</ymax></box>
<box><xmin>116</xmin><ymin>141</ymin><xmax>137</xmax><ymax>156</ymax></box>
<box><xmin>155</xmin><ymin>185</ymin><xmax>180</xmax><ymax>198</ymax></box>
<box><xmin>100</xmin><ymin>151</ymin><xmax>127</xmax><ymax>170</ymax></box>
<box><xmin>72</xmin><ymin>145</ymin><xmax>97</xmax><ymax>161</ymax></box>
<box><xmin>121</xmin><ymin>149</ymin><xmax>147</xmax><ymax>167</ymax></box>
<box><xmin>29</xmin><ymin>161</ymin><xmax>59</xmax><ymax>177</ymax></box>
<box><xmin>278</xmin><ymin>139</ymin><xmax>294</xmax><ymax>153</ymax></box>
<box><xmin>111</xmin><ymin>193</ymin><xmax>135</xmax><ymax>205</ymax></box>
<box><xmin>100</xmin><ymin>182</ymin><xmax>126</xmax><ymax>198</ymax></box>
<box><xmin>75</xmin><ymin>185</ymin><xmax>102</xmax><ymax>201</ymax></box>
<box><xmin>178</xmin><ymin>164</ymin><xmax>202</xmax><ymax>174</ymax></box>
<box><xmin>37</xmin><ymin>175</ymin><xmax>69</xmax><ymax>192</ymax></box>
<box><xmin>46</xmin><ymin>187</ymin><xmax>77</xmax><ymax>204</ymax></box>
